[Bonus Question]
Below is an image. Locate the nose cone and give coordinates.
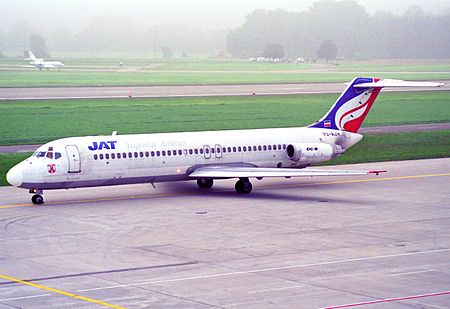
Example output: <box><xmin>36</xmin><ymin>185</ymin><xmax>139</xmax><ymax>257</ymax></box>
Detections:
<box><xmin>6</xmin><ymin>164</ymin><xmax>23</xmax><ymax>187</ymax></box>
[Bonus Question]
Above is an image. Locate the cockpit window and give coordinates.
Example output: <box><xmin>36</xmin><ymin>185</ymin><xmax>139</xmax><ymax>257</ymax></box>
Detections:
<box><xmin>34</xmin><ymin>151</ymin><xmax>62</xmax><ymax>159</ymax></box>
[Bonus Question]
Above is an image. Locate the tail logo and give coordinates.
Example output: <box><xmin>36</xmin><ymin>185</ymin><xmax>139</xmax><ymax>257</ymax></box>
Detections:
<box><xmin>309</xmin><ymin>77</ymin><xmax>381</xmax><ymax>133</ymax></box>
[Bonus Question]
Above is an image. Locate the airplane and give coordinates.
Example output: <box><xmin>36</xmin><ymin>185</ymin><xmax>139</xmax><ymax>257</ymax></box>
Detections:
<box><xmin>6</xmin><ymin>77</ymin><xmax>443</xmax><ymax>205</ymax></box>
<box><xmin>25</xmin><ymin>51</ymin><xmax>65</xmax><ymax>70</ymax></box>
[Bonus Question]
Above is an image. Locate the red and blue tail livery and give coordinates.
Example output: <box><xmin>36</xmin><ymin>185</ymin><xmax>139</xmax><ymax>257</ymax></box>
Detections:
<box><xmin>309</xmin><ymin>77</ymin><xmax>383</xmax><ymax>133</ymax></box>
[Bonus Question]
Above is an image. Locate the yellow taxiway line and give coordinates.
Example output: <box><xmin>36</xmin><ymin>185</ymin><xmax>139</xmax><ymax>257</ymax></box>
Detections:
<box><xmin>0</xmin><ymin>273</ymin><xmax>125</xmax><ymax>308</ymax></box>
<box><xmin>0</xmin><ymin>172</ymin><xmax>449</xmax><ymax>209</ymax></box>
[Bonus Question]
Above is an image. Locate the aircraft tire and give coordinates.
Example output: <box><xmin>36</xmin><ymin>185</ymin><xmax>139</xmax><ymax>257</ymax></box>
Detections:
<box><xmin>197</xmin><ymin>178</ymin><xmax>214</xmax><ymax>189</ymax></box>
<box><xmin>235</xmin><ymin>179</ymin><xmax>252</xmax><ymax>194</ymax></box>
<box><xmin>32</xmin><ymin>194</ymin><xmax>44</xmax><ymax>205</ymax></box>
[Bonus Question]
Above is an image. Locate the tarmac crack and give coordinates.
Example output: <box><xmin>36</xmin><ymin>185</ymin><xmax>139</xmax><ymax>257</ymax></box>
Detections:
<box><xmin>0</xmin><ymin>261</ymin><xmax>198</xmax><ymax>286</ymax></box>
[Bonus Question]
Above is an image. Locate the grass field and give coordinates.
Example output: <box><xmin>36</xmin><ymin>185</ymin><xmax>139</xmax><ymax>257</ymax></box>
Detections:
<box><xmin>1</xmin><ymin>70</ymin><xmax>449</xmax><ymax>87</ymax></box>
<box><xmin>328</xmin><ymin>130</ymin><xmax>450</xmax><ymax>165</ymax></box>
<box><xmin>1</xmin><ymin>91</ymin><xmax>449</xmax><ymax>146</ymax></box>
<box><xmin>1</xmin><ymin>57</ymin><xmax>449</xmax><ymax>87</ymax></box>
<box><xmin>1</xmin><ymin>130</ymin><xmax>449</xmax><ymax>186</ymax></box>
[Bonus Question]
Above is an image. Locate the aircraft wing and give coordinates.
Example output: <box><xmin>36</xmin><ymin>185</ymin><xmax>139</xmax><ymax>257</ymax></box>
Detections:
<box><xmin>188</xmin><ymin>166</ymin><xmax>386</xmax><ymax>178</ymax></box>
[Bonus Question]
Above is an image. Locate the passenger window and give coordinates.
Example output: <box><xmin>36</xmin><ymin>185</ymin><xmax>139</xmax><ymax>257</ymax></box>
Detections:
<box><xmin>168</xmin><ymin>150</ymin><xmax>172</xmax><ymax>156</ymax></box>
<box><xmin>283</xmin><ymin>144</ymin><xmax>287</xmax><ymax>149</ymax></box>
<box><xmin>278</xmin><ymin>145</ymin><xmax>282</xmax><ymax>150</ymax></box>
<box><xmin>222</xmin><ymin>147</ymin><xmax>226</xmax><ymax>153</ymax></box>
<box><xmin>227</xmin><ymin>147</ymin><xmax>231</xmax><ymax>152</ymax></box>
<box><xmin>145</xmin><ymin>152</ymin><xmax>149</xmax><ymax>157</ymax></box>
<box><xmin>111</xmin><ymin>153</ymin><xmax>115</xmax><ymax>159</ymax></box>
<box><xmin>156</xmin><ymin>151</ymin><xmax>161</xmax><ymax>156</ymax></box>
<box><xmin>123</xmin><ymin>153</ymin><xmax>127</xmax><ymax>158</ymax></box>
<box><xmin>134</xmin><ymin>152</ymin><xmax>138</xmax><ymax>158</ymax></box>
<box><xmin>151</xmin><ymin>151</ymin><xmax>155</xmax><ymax>157</ymax></box>
<box><xmin>253</xmin><ymin>146</ymin><xmax>257</xmax><ymax>151</ymax></box>
<box><xmin>189</xmin><ymin>149</ymin><xmax>193</xmax><ymax>155</ymax></box>
<box><xmin>247</xmin><ymin>146</ymin><xmax>252</xmax><ymax>152</ymax></box>
<box><xmin>210</xmin><ymin>148</ymin><xmax>214</xmax><ymax>154</ymax></box>
<box><xmin>243</xmin><ymin>146</ymin><xmax>247</xmax><ymax>152</ymax></box>
<box><xmin>162</xmin><ymin>151</ymin><xmax>166</xmax><ymax>156</ymax></box>
<box><xmin>233</xmin><ymin>147</ymin><xmax>236</xmax><ymax>152</ymax></box>
<box><xmin>105</xmin><ymin>154</ymin><xmax>109</xmax><ymax>159</ymax></box>
<box><xmin>117</xmin><ymin>153</ymin><xmax>121</xmax><ymax>159</ymax></box>
<box><xmin>263</xmin><ymin>145</ymin><xmax>267</xmax><ymax>151</ymax></box>
<box><xmin>238</xmin><ymin>146</ymin><xmax>242</xmax><ymax>152</ymax></box>
<box><xmin>258</xmin><ymin>146</ymin><xmax>262</xmax><ymax>151</ymax></box>
<box><xmin>268</xmin><ymin>145</ymin><xmax>272</xmax><ymax>150</ymax></box>
<box><xmin>100</xmin><ymin>154</ymin><xmax>104</xmax><ymax>160</ymax></box>
<box><xmin>199</xmin><ymin>148</ymin><xmax>204</xmax><ymax>154</ymax></box>
<box><xmin>128</xmin><ymin>152</ymin><xmax>132</xmax><ymax>158</ymax></box>
<box><xmin>217</xmin><ymin>148</ymin><xmax>221</xmax><ymax>153</ymax></box>
<box><xmin>94</xmin><ymin>154</ymin><xmax>98</xmax><ymax>160</ymax></box>
<box><xmin>194</xmin><ymin>149</ymin><xmax>198</xmax><ymax>154</ymax></box>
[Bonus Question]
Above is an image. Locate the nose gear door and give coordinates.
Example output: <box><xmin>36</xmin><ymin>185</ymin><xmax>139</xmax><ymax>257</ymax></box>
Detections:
<box><xmin>65</xmin><ymin>145</ymin><xmax>81</xmax><ymax>173</ymax></box>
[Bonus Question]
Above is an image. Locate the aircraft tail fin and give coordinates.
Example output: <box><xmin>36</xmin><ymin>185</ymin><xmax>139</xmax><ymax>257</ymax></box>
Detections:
<box><xmin>27</xmin><ymin>51</ymin><xmax>37</xmax><ymax>61</ymax></box>
<box><xmin>308</xmin><ymin>77</ymin><xmax>443</xmax><ymax>133</ymax></box>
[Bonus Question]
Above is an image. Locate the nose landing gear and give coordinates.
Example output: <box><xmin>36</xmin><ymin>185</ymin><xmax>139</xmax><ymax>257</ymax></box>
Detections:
<box><xmin>29</xmin><ymin>189</ymin><xmax>44</xmax><ymax>205</ymax></box>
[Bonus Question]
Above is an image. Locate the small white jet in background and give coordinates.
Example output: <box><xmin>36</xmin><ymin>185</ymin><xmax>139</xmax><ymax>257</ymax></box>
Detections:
<box><xmin>25</xmin><ymin>51</ymin><xmax>65</xmax><ymax>70</ymax></box>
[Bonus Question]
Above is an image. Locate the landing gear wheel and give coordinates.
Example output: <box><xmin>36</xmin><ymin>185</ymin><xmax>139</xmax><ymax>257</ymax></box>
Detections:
<box><xmin>31</xmin><ymin>194</ymin><xmax>44</xmax><ymax>205</ymax></box>
<box><xmin>235</xmin><ymin>178</ymin><xmax>252</xmax><ymax>194</ymax></box>
<box><xmin>197</xmin><ymin>178</ymin><xmax>214</xmax><ymax>189</ymax></box>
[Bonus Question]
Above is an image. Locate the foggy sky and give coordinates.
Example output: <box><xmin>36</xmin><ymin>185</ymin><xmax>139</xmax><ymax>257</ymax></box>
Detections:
<box><xmin>1</xmin><ymin>0</ymin><xmax>450</xmax><ymax>32</ymax></box>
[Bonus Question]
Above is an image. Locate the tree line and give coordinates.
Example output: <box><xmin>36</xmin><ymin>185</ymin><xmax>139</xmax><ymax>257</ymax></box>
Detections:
<box><xmin>1</xmin><ymin>0</ymin><xmax>449</xmax><ymax>59</ymax></box>
<box><xmin>226</xmin><ymin>0</ymin><xmax>450</xmax><ymax>59</ymax></box>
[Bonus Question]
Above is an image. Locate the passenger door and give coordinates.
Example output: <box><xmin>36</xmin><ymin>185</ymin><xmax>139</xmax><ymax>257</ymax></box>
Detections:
<box><xmin>66</xmin><ymin>145</ymin><xmax>81</xmax><ymax>173</ymax></box>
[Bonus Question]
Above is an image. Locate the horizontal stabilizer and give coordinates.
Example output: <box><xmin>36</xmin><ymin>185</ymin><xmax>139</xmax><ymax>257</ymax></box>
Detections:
<box><xmin>354</xmin><ymin>79</ymin><xmax>444</xmax><ymax>88</ymax></box>
<box><xmin>189</xmin><ymin>166</ymin><xmax>386</xmax><ymax>178</ymax></box>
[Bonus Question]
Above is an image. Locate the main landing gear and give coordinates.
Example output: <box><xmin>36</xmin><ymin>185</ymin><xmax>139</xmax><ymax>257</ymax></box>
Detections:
<box><xmin>30</xmin><ymin>189</ymin><xmax>44</xmax><ymax>205</ymax></box>
<box><xmin>197</xmin><ymin>178</ymin><xmax>214</xmax><ymax>189</ymax></box>
<box><xmin>196</xmin><ymin>178</ymin><xmax>253</xmax><ymax>194</ymax></box>
<box><xmin>235</xmin><ymin>178</ymin><xmax>252</xmax><ymax>194</ymax></box>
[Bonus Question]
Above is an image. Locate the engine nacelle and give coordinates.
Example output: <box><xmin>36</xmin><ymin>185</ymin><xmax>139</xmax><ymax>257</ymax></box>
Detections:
<box><xmin>286</xmin><ymin>143</ymin><xmax>333</xmax><ymax>164</ymax></box>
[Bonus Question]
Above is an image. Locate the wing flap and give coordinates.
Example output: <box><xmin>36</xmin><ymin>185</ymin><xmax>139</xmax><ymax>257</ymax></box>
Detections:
<box><xmin>189</xmin><ymin>166</ymin><xmax>386</xmax><ymax>178</ymax></box>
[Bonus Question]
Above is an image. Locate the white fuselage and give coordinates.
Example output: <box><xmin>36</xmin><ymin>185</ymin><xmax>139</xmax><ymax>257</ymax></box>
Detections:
<box><xmin>30</xmin><ymin>60</ymin><xmax>65</xmax><ymax>70</ymax></box>
<box><xmin>12</xmin><ymin>127</ymin><xmax>362</xmax><ymax>190</ymax></box>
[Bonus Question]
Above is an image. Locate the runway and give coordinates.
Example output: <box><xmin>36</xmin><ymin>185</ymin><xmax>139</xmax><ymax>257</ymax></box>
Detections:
<box><xmin>1</xmin><ymin>158</ymin><xmax>449</xmax><ymax>308</ymax></box>
<box><xmin>0</xmin><ymin>81</ymin><xmax>448</xmax><ymax>100</ymax></box>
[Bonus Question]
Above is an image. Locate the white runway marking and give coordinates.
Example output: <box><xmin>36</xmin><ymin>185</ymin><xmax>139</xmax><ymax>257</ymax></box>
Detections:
<box><xmin>247</xmin><ymin>285</ymin><xmax>304</xmax><ymax>294</ymax></box>
<box><xmin>77</xmin><ymin>248</ymin><xmax>450</xmax><ymax>292</ymax></box>
<box><xmin>392</xmin><ymin>269</ymin><xmax>436</xmax><ymax>276</ymax></box>
<box><xmin>0</xmin><ymin>293</ymin><xmax>51</xmax><ymax>302</ymax></box>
